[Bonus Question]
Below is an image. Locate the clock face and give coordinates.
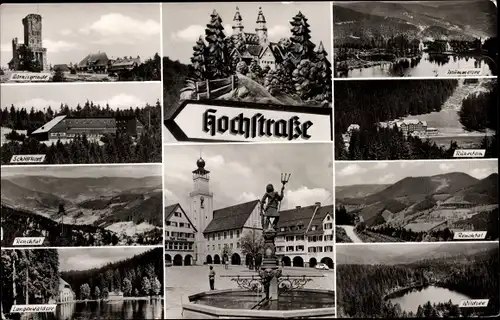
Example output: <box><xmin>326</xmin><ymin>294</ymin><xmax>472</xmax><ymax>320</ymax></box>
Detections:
<box><xmin>200</xmin><ymin>196</ymin><xmax>204</xmax><ymax>201</ymax></box>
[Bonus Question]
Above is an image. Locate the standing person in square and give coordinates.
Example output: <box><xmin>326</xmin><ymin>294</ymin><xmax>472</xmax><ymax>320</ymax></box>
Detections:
<box><xmin>209</xmin><ymin>266</ymin><xmax>216</xmax><ymax>290</ymax></box>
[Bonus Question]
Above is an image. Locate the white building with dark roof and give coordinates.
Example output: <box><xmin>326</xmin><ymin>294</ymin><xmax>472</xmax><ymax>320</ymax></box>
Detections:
<box><xmin>165</xmin><ymin>156</ymin><xmax>334</xmax><ymax>268</ymax></box>
<box><xmin>164</xmin><ymin>203</ymin><xmax>197</xmax><ymax>266</ymax></box>
<box><xmin>275</xmin><ymin>203</ymin><xmax>334</xmax><ymax>269</ymax></box>
<box><xmin>30</xmin><ymin>115</ymin><xmax>144</xmax><ymax>142</ymax></box>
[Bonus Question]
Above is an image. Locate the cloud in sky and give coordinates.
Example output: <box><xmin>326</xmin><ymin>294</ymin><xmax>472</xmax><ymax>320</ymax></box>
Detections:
<box><xmin>439</xmin><ymin>163</ymin><xmax>454</xmax><ymax>171</ymax></box>
<box><xmin>59</xmin><ymin>28</ymin><xmax>73</xmax><ymax>36</ymax></box>
<box><xmin>267</xmin><ymin>24</ymin><xmax>289</xmax><ymax>38</ymax></box>
<box><xmin>1</xmin><ymin>83</ymin><xmax>161</xmax><ymax>111</ymax></box>
<box><xmin>1</xmin><ymin>39</ymin><xmax>78</xmax><ymax>53</ymax></box>
<box><xmin>80</xmin><ymin>13</ymin><xmax>161</xmax><ymax>38</ymax></box>
<box><xmin>164</xmin><ymin>143</ymin><xmax>333</xmax><ymax>212</ymax></box>
<box><xmin>44</xmin><ymin>39</ymin><xmax>79</xmax><ymax>53</ymax></box>
<box><xmin>171</xmin><ymin>25</ymin><xmax>206</xmax><ymax>42</ymax></box>
<box><xmin>1</xmin><ymin>4</ymin><xmax>161</xmax><ymax>67</ymax></box>
<box><xmin>94</xmin><ymin>93</ymin><xmax>146</xmax><ymax>109</ymax></box>
<box><xmin>336</xmin><ymin>160</ymin><xmax>497</xmax><ymax>186</ymax></box>
<box><xmin>373</xmin><ymin>162</ymin><xmax>389</xmax><ymax>170</ymax></box>
<box><xmin>337</xmin><ymin>164</ymin><xmax>367</xmax><ymax>176</ymax></box>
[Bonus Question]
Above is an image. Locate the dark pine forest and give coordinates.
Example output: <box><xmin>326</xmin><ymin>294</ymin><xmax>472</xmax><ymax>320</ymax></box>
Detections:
<box><xmin>334</xmin><ymin>79</ymin><xmax>498</xmax><ymax>160</ymax></box>
<box><xmin>61</xmin><ymin>248</ymin><xmax>163</xmax><ymax>300</ymax></box>
<box><xmin>0</xmin><ymin>100</ymin><xmax>162</xmax><ymax>164</ymax></box>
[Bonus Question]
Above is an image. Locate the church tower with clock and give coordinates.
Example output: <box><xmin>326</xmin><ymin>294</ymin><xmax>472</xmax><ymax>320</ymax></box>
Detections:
<box><xmin>189</xmin><ymin>157</ymin><xmax>214</xmax><ymax>264</ymax></box>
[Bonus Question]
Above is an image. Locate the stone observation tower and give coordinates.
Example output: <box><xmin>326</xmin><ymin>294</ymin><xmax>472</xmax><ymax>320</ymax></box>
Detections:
<box><xmin>9</xmin><ymin>13</ymin><xmax>48</xmax><ymax>71</ymax></box>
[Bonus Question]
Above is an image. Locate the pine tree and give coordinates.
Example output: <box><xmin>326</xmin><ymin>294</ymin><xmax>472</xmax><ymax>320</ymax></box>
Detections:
<box><xmin>191</xmin><ymin>36</ymin><xmax>207</xmax><ymax>80</ymax></box>
<box><xmin>204</xmin><ymin>10</ymin><xmax>231</xmax><ymax>80</ymax></box>
<box><xmin>315</xmin><ymin>41</ymin><xmax>332</xmax><ymax>104</ymax></box>
<box><xmin>289</xmin><ymin>11</ymin><xmax>316</xmax><ymax>61</ymax></box>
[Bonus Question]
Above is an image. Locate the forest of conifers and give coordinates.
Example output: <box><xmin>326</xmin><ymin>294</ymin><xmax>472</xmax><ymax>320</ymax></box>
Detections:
<box><xmin>1</xmin><ymin>248</ymin><xmax>163</xmax><ymax>314</ymax></box>
<box><xmin>337</xmin><ymin>248</ymin><xmax>499</xmax><ymax>318</ymax></box>
<box><xmin>1</xmin><ymin>249</ymin><xmax>59</xmax><ymax>312</ymax></box>
<box><xmin>61</xmin><ymin>248</ymin><xmax>163</xmax><ymax>300</ymax></box>
<box><xmin>334</xmin><ymin>79</ymin><xmax>497</xmax><ymax>160</ymax></box>
<box><xmin>0</xmin><ymin>100</ymin><xmax>162</xmax><ymax>164</ymax></box>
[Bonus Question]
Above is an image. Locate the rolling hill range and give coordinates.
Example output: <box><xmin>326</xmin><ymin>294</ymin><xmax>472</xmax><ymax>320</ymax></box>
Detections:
<box><xmin>1</xmin><ymin>175</ymin><xmax>163</xmax><ymax>236</ymax></box>
<box><xmin>335</xmin><ymin>184</ymin><xmax>390</xmax><ymax>199</ymax></box>
<box><xmin>336</xmin><ymin>172</ymin><xmax>498</xmax><ymax>227</ymax></box>
<box><xmin>333</xmin><ymin>0</ymin><xmax>497</xmax><ymax>42</ymax></box>
<box><xmin>336</xmin><ymin>242</ymin><xmax>498</xmax><ymax>265</ymax></box>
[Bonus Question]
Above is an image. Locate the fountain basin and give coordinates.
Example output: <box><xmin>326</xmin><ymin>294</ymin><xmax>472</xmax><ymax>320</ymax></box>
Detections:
<box><xmin>182</xmin><ymin>289</ymin><xmax>335</xmax><ymax>319</ymax></box>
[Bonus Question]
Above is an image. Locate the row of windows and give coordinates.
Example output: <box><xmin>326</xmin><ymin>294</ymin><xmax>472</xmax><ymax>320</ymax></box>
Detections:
<box><xmin>276</xmin><ymin>235</ymin><xmax>333</xmax><ymax>242</ymax></box>
<box><xmin>278</xmin><ymin>216</ymin><xmax>332</xmax><ymax>233</ymax></box>
<box><xmin>166</xmin><ymin>242</ymin><xmax>194</xmax><ymax>251</ymax></box>
<box><xmin>165</xmin><ymin>231</ymin><xmax>194</xmax><ymax>238</ymax></box>
<box><xmin>205</xmin><ymin>229</ymin><xmax>240</xmax><ymax>241</ymax></box>
<box><xmin>276</xmin><ymin>245</ymin><xmax>334</xmax><ymax>253</ymax></box>
<box><xmin>207</xmin><ymin>242</ymin><xmax>240</xmax><ymax>251</ymax></box>
<box><xmin>166</xmin><ymin>220</ymin><xmax>191</xmax><ymax>228</ymax></box>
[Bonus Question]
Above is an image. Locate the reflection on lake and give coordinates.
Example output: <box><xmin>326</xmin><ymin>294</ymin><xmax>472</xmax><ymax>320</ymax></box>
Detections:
<box><xmin>389</xmin><ymin>285</ymin><xmax>471</xmax><ymax>313</ymax></box>
<box><xmin>344</xmin><ymin>53</ymin><xmax>495</xmax><ymax>78</ymax></box>
<box><xmin>13</xmin><ymin>299</ymin><xmax>163</xmax><ymax>320</ymax></box>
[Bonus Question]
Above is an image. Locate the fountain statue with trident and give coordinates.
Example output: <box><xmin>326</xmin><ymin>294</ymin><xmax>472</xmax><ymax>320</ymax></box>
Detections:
<box><xmin>258</xmin><ymin>173</ymin><xmax>290</xmax><ymax>300</ymax></box>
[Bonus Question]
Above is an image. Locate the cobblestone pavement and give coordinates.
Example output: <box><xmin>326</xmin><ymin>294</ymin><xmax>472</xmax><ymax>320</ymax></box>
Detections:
<box><xmin>165</xmin><ymin>265</ymin><xmax>334</xmax><ymax>318</ymax></box>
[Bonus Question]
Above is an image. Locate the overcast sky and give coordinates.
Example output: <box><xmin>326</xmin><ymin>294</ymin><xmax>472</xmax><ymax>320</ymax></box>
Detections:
<box><xmin>0</xmin><ymin>3</ymin><xmax>161</xmax><ymax>67</ymax></box>
<box><xmin>163</xmin><ymin>2</ymin><xmax>332</xmax><ymax>64</ymax></box>
<box><xmin>164</xmin><ymin>143</ymin><xmax>333</xmax><ymax>211</ymax></box>
<box><xmin>59</xmin><ymin>247</ymin><xmax>157</xmax><ymax>271</ymax></box>
<box><xmin>2</xmin><ymin>164</ymin><xmax>161</xmax><ymax>178</ymax></box>
<box><xmin>336</xmin><ymin>160</ymin><xmax>497</xmax><ymax>186</ymax></box>
<box><xmin>1</xmin><ymin>83</ymin><xmax>161</xmax><ymax>111</ymax></box>
<box><xmin>336</xmin><ymin>242</ymin><xmax>498</xmax><ymax>260</ymax></box>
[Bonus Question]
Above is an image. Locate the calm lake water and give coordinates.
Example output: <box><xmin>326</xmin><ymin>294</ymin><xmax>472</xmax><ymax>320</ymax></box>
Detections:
<box><xmin>389</xmin><ymin>285</ymin><xmax>471</xmax><ymax>313</ymax></box>
<box><xmin>14</xmin><ymin>299</ymin><xmax>163</xmax><ymax>320</ymax></box>
<box><xmin>344</xmin><ymin>53</ymin><xmax>494</xmax><ymax>78</ymax></box>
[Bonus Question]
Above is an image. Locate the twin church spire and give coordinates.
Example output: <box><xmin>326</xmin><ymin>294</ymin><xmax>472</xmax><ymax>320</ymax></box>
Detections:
<box><xmin>232</xmin><ymin>6</ymin><xmax>268</xmax><ymax>45</ymax></box>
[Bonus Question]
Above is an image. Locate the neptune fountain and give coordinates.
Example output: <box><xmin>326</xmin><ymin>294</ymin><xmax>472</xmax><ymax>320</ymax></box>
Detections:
<box><xmin>182</xmin><ymin>174</ymin><xmax>336</xmax><ymax>319</ymax></box>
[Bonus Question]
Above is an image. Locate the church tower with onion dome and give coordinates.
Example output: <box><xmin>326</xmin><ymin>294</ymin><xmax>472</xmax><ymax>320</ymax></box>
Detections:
<box><xmin>189</xmin><ymin>156</ymin><xmax>214</xmax><ymax>263</ymax></box>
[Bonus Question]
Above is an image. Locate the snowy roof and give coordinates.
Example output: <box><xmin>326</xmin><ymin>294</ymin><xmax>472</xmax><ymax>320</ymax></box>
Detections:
<box><xmin>31</xmin><ymin>115</ymin><xmax>67</xmax><ymax>134</ymax></box>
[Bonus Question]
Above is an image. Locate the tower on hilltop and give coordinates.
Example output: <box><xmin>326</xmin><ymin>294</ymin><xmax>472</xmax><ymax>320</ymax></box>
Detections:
<box><xmin>9</xmin><ymin>13</ymin><xmax>48</xmax><ymax>71</ymax></box>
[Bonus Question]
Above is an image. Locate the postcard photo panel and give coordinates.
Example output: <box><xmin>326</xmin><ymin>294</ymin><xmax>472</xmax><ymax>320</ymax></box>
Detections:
<box><xmin>334</xmin><ymin>78</ymin><xmax>497</xmax><ymax>160</ymax></box>
<box><xmin>162</xmin><ymin>2</ymin><xmax>333</xmax><ymax>143</ymax></box>
<box><xmin>332</xmin><ymin>0</ymin><xmax>498</xmax><ymax>79</ymax></box>
<box><xmin>0</xmin><ymin>82</ymin><xmax>162</xmax><ymax>165</ymax></box>
<box><xmin>1</xmin><ymin>247</ymin><xmax>164</xmax><ymax>319</ymax></box>
<box><xmin>1</xmin><ymin>164</ymin><xmax>163</xmax><ymax>247</ymax></box>
<box><xmin>0</xmin><ymin>3</ymin><xmax>161</xmax><ymax>83</ymax></box>
<box><xmin>163</xmin><ymin>142</ymin><xmax>335</xmax><ymax>318</ymax></box>
<box><xmin>336</xmin><ymin>242</ymin><xmax>499</xmax><ymax>318</ymax></box>
<box><xmin>335</xmin><ymin>160</ymin><xmax>498</xmax><ymax>243</ymax></box>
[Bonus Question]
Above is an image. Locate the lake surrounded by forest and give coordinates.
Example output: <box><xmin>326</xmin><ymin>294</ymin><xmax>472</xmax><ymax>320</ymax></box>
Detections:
<box><xmin>388</xmin><ymin>285</ymin><xmax>471</xmax><ymax>313</ymax></box>
<box><xmin>11</xmin><ymin>299</ymin><xmax>163</xmax><ymax>320</ymax></box>
<box><xmin>341</xmin><ymin>53</ymin><xmax>495</xmax><ymax>78</ymax></box>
